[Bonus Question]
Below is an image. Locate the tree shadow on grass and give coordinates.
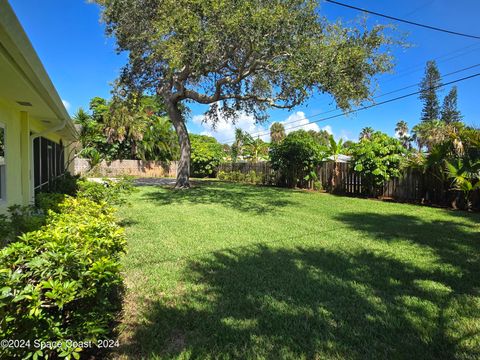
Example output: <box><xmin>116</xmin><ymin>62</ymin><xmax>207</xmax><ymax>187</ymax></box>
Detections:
<box><xmin>141</xmin><ymin>182</ymin><xmax>296</xmax><ymax>214</ymax></box>
<box><xmin>117</xmin><ymin>212</ymin><xmax>480</xmax><ymax>359</ymax></box>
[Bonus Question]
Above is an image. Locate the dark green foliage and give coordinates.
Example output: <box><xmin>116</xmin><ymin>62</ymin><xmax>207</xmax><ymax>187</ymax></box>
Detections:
<box><xmin>35</xmin><ymin>192</ymin><xmax>66</xmax><ymax>214</ymax></box>
<box><xmin>74</xmin><ymin>96</ymin><xmax>178</xmax><ymax>163</ymax></box>
<box><xmin>441</xmin><ymin>86</ymin><xmax>462</xmax><ymax>124</ymax></box>
<box><xmin>190</xmin><ymin>134</ymin><xmax>224</xmax><ymax>178</ymax></box>
<box><xmin>350</xmin><ymin>132</ymin><xmax>406</xmax><ymax>192</ymax></box>
<box><xmin>307</xmin><ymin>129</ymin><xmax>331</xmax><ymax>146</ymax></box>
<box><xmin>46</xmin><ymin>172</ymin><xmax>80</xmax><ymax>196</ymax></box>
<box><xmin>7</xmin><ymin>205</ymin><xmax>45</xmax><ymax>239</ymax></box>
<box><xmin>419</xmin><ymin>60</ymin><xmax>441</xmax><ymax>123</ymax></box>
<box><xmin>270</xmin><ymin>123</ymin><xmax>286</xmax><ymax>144</ymax></box>
<box><xmin>270</xmin><ymin>130</ymin><xmax>325</xmax><ymax>188</ymax></box>
<box><xmin>0</xmin><ymin>197</ymin><xmax>126</xmax><ymax>359</ymax></box>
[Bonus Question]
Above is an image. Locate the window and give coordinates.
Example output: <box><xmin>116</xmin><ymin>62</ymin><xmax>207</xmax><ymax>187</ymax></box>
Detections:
<box><xmin>0</xmin><ymin>125</ymin><xmax>5</xmax><ymax>200</ymax></box>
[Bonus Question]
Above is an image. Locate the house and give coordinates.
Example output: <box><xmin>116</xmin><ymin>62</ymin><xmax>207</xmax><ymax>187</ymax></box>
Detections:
<box><xmin>0</xmin><ymin>0</ymin><xmax>77</xmax><ymax>212</ymax></box>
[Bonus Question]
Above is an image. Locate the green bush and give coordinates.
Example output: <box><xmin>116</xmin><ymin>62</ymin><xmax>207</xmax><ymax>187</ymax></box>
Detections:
<box><xmin>77</xmin><ymin>176</ymin><xmax>135</xmax><ymax>205</ymax></box>
<box><xmin>7</xmin><ymin>205</ymin><xmax>46</xmax><ymax>238</ymax></box>
<box><xmin>36</xmin><ymin>192</ymin><xmax>66</xmax><ymax>214</ymax></box>
<box><xmin>47</xmin><ymin>172</ymin><xmax>80</xmax><ymax>196</ymax></box>
<box><xmin>270</xmin><ymin>130</ymin><xmax>325</xmax><ymax>188</ymax></box>
<box><xmin>190</xmin><ymin>134</ymin><xmax>224</xmax><ymax>178</ymax></box>
<box><xmin>349</xmin><ymin>131</ymin><xmax>406</xmax><ymax>194</ymax></box>
<box><xmin>0</xmin><ymin>197</ymin><xmax>126</xmax><ymax>359</ymax></box>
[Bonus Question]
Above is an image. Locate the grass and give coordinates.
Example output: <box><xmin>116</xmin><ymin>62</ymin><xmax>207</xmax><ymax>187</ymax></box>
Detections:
<box><xmin>115</xmin><ymin>181</ymin><xmax>480</xmax><ymax>359</ymax></box>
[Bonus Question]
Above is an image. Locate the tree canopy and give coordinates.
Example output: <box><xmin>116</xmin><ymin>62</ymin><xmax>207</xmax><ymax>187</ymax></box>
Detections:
<box><xmin>95</xmin><ymin>0</ymin><xmax>395</xmax><ymax>187</ymax></box>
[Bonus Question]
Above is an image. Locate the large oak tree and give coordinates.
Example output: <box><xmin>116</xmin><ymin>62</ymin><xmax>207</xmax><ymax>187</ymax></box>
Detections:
<box><xmin>94</xmin><ymin>0</ymin><xmax>395</xmax><ymax>188</ymax></box>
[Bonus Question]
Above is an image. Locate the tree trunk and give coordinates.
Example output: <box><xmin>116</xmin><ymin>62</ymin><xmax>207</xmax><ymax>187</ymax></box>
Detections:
<box><xmin>167</xmin><ymin>100</ymin><xmax>191</xmax><ymax>188</ymax></box>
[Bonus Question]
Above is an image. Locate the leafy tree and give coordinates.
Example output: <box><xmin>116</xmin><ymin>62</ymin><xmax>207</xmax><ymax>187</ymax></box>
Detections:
<box><xmin>350</xmin><ymin>131</ymin><xmax>406</xmax><ymax>194</ymax></box>
<box><xmin>419</xmin><ymin>60</ymin><xmax>441</xmax><ymax>123</ymax></box>
<box><xmin>190</xmin><ymin>134</ymin><xmax>224</xmax><ymax>178</ymax></box>
<box><xmin>359</xmin><ymin>127</ymin><xmax>374</xmax><ymax>140</ymax></box>
<box><xmin>94</xmin><ymin>0</ymin><xmax>395</xmax><ymax>188</ymax></box>
<box><xmin>325</xmin><ymin>135</ymin><xmax>344</xmax><ymax>191</ymax></box>
<box><xmin>395</xmin><ymin>120</ymin><xmax>410</xmax><ymax>149</ymax></box>
<box><xmin>270</xmin><ymin>130</ymin><xmax>325</xmax><ymax>188</ymax></box>
<box><xmin>270</xmin><ymin>122</ymin><xmax>286</xmax><ymax>144</ymax></box>
<box><xmin>441</xmin><ymin>86</ymin><xmax>462</xmax><ymax>124</ymax></box>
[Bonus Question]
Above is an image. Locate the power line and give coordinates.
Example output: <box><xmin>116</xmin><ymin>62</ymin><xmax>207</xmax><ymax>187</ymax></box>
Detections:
<box><xmin>282</xmin><ymin>72</ymin><xmax>480</xmax><ymax>132</ymax></box>
<box><xmin>225</xmin><ymin>72</ymin><xmax>480</xmax><ymax>143</ymax></box>
<box><xmin>223</xmin><ymin>63</ymin><xmax>480</xmax><ymax>142</ymax></box>
<box><xmin>325</xmin><ymin>0</ymin><xmax>480</xmax><ymax>40</ymax></box>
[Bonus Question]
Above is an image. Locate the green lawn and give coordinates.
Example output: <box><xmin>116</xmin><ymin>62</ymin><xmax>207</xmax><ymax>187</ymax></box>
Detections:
<box><xmin>115</xmin><ymin>181</ymin><xmax>480</xmax><ymax>360</ymax></box>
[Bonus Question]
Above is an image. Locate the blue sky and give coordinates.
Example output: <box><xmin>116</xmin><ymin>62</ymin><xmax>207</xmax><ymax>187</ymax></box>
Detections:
<box><xmin>9</xmin><ymin>0</ymin><xmax>480</xmax><ymax>143</ymax></box>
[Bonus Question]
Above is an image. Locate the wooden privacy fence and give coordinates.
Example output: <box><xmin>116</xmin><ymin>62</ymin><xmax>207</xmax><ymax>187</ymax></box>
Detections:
<box><xmin>218</xmin><ymin>160</ymin><xmax>479</xmax><ymax>208</ymax></box>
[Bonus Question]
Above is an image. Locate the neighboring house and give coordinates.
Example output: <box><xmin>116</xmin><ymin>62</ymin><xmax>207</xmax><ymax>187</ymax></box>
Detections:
<box><xmin>0</xmin><ymin>0</ymin><xmax>77</xmax><ymax>212</ymax></box>
<box><xmin>326</xmin><ymin>154</ymin><xmax>351</xmax><ymax>163</ymax></box>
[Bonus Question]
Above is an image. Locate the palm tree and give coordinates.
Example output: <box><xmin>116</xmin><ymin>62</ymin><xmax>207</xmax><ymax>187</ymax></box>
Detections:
<box><xmin>445</xmin><ymin>158</ymin><xmax>480</xmax><ymax>210</ymax></box>
<box><xmin>326</xmin><ymin>135</ymin><xmax>344</xmax><ymax>191</ymax></box>
<box><xmin>270</xmin><ymin>122</ymin><xmax>286</xmax><ymax>143</ymax></box>
<box><xmin>231</xmin><ymin>128</ymin><xmax>246</xmax><ymax>162</ymax></box>
<box><xmin>395</xmin><ymin>120</ymin><xmax>410</xmax><ymax>149</ymax></box>
<box><xmin>359</xmin><ymin>127</ymin><xmax>374</xmax><ymax>140</ymax></box>
<box><xmin>244</xmin><ymin>137</ymin><xmax>268</xmax><ymax>163</ymax></box>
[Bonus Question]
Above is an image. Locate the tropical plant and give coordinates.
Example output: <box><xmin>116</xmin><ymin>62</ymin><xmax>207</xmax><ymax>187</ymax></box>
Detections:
<box><xmin>270</xmin><ymin>122</ymin><xmax>286</xmax><ymax>144</ymax></box>
<box><xmin>395</xmin><ymin>120</ymin><xmax>411</xmax><ymax>149</ymax></box>
<box><xmin>190</xmin><ymin>134</ymin><xmax>225</xmax><ymax>177</ymax></box>
<box><xmin>445</xmin><ymin>158</ymin><xmax>480</xmax><ymax>210</ymax></box>
<box><xmin>350</xmin><ymin>131</ymin><xmax>406</xmax><ymax>194</ymax></box>
<box><xmin>326</xmin><ymin>135</ymin><xmax>344</xmax><ymax>191</ymax></box>
<box><xmin>231</xmin><ymin>128</ymin><xmax>248</xmax><ymax>162</ymax></box>
<box><xmin>308</xmin><ymin>129</ymin><xmax>331</xmax><ymax>146</ymax></box>
<box><xmin>270</xmin><ymin>130</ymin><xmax>325</xmax><ymax>188</ymax></box>
<box><xmin>94</xmin><ymin>0</ymin><xmax>396</xmax><ymax>187</ymax></box>
<box><xmin>359</xmin><ymin>127</ymin><xmax>374</xmax><ymax>140</ymax></box>
<box><xmin>244</xmin><ymin>137</ymin><xmax>269</xmax><ymax>163</ymax></box>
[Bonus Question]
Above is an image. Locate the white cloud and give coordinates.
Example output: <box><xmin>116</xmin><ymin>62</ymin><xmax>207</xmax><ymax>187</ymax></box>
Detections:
<box><xmin>322</xmin><ymin>125</ymin><xmax>333</xmax><ymax>135</ymax></box>
<box><xmin>62</xmin><ymin>99</ymin><xmax>71</xmax><ymax>111</ymax></box>
<box><xmin>280</xmin><ymin>111</ymin><xmax>320</xmax><ymax>134</ymax></box>
<box><xmin>191</xmin><ymin>110</ymin><xmax>341</xmax><ymax>143</ymax></box>
<box><xmin>192</xmin><ymin>112</ymin><xmax>266</xmax><ymax>143</ymax></box>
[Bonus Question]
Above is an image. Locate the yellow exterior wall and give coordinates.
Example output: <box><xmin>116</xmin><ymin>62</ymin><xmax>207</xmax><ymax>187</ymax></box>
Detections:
<box><xmin>0</xmin><ymin>98</ymin><xmax>70</xmax><ymax>214</ymax></box>
<box><xmin>0</xmin><ymin>98</ymin><xmax>24</xmax><ymax>212</ymax></box>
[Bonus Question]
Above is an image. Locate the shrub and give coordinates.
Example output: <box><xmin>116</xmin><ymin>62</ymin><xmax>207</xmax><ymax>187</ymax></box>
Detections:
<box><xmin>349</xmin><ymin>131</ymin><xmax>406</xmax><ymax>194</ymax></box>
<box><xmin>270</xmin><ymin>130</ymin><xmax>325</xmax><ymax>188</ymax></box>
<box><xmin>7</xmin><ymin>205</ymin><xmax>45</xmax><ymax>238</ymax></box>
<box><xmin>47</xmin><ymin>172</ymin><xmax>80</xmax><ymax>196</ymax></box>
<box><xmin>77</xmin><ymin>176</ymin><xmax>135</xmax><ymax>205</ymax></box>
<box><xmin>36</xmin><ymin>192</ymin><xmax>66</xmax><ymax>214</ymax></box>
<box><xmin>0</xmin><ymin>197</ymin><xmax>126</xmax><ymax>359</ymax></box>
<box><xmin>190</xmin><ymin>134</ymin><xmax>224</xmax><ymax>177</ymax></box>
